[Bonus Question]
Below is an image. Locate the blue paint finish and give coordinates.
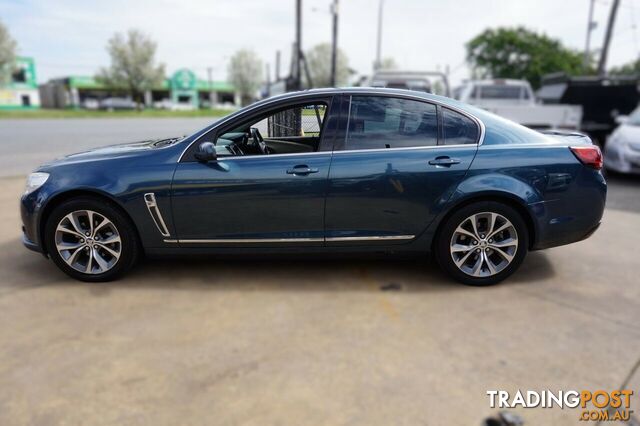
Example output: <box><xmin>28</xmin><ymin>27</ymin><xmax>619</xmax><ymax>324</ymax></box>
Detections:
<box><xmin>20</xmin><ymin>88</ymin><xmax>606</xmax><ymax>261</ymax></box>
<box><xmin>325</xmin><ymin>145</ymin><xmax>477</xmax><ymax>244</ymax></box>
<box><xmin>171</xmin><ymin>153</ymin><xmax>331</xmax><ymax>243</ymax></box>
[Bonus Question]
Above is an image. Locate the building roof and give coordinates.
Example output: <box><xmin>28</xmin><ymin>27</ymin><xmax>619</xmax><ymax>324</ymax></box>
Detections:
<box><xmin>63</xmin><ymin>75</ymin><xmax>234</xmax><ymax>92</ymax></box>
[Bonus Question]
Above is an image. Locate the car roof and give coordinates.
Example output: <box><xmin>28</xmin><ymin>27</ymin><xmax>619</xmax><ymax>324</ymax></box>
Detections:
<box><xmin>256</xmin><ymin>87</ymin><xmax>456</xmax><ymax>108</ymax></box>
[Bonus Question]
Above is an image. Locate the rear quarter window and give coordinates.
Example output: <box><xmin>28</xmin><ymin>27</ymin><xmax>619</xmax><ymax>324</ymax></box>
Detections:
<box><xmin>442</xmin><ymin>108</ymin><xmax>480</xmax><ymax>145</ymax></box>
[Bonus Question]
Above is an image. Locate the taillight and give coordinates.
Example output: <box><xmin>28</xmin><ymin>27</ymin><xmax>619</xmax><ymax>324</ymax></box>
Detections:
<box><xmin>570</xmin><ymin>146</ymin><xmax>603</xmax><ymax>170</ymax></box>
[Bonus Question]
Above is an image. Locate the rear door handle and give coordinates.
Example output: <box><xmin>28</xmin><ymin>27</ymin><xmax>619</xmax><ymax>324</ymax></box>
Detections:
<box><xmin>286</xmin><ymin>165</ymin><xmax>319</xmax><ymax>175</ymax></box>
<box><xmin>428</xmin><ymin>156</ymin><xmax>461</xmax><ymax>167</ymax></box>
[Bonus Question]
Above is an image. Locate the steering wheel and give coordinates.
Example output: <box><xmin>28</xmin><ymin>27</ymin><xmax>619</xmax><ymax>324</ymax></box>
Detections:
<box><xmin>250</xmin><ymin>127</ymin><xmax>269</xmax><ymax>155</ymax></box>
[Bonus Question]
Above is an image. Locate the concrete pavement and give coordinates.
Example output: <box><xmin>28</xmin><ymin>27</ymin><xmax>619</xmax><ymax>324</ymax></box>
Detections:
<box><xmin>0</xmin><ymin>175</ymin><xmax>639</xmax><ymax>425</ymax></box>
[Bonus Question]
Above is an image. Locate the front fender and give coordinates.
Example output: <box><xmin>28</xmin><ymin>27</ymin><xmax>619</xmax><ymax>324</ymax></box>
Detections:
<box><xmin>25</xmin><ymin>155</ymin><xmax>177</xmax><ymax>252</ymax></box>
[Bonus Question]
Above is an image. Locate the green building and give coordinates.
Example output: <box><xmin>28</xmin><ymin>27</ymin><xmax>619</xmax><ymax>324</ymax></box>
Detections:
<box><xmin>39</xmin><ymin>69</ymin><xmax>238</xmax><ymax>109</ymax></box>
<box><xmin>0</xmin><ymin>56</ymin><xmax>40</xmax><ymax>109</ymax></box>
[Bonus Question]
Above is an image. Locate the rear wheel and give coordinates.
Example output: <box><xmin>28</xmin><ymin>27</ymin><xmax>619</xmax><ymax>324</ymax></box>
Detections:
<box><xmin>435</xmin><ymin>201</ymin><xmax>528</xmax><ymax>286</ymax></box>
<box><xmin>44</xmin><ymin>197</ymin><xmax>140</xmax><ymax>282</ymax></box>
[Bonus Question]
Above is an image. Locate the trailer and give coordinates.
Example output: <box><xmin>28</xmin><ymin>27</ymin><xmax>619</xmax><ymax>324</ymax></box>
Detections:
<box><xmin>537</xmin><ymin>73</ymin><xmax>640</xmax><ymax>145</ymax></box>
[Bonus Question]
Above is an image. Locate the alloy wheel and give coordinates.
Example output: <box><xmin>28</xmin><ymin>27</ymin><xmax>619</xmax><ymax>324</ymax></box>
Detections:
<box><xmin>54</xmin><ymin>210</ymin><xmax>122</xmax><ymax>274</ymax></box>
<box><xmin>449</xmin><ymin>211</ymin><xmax>518</xmax><ymax>278</ymax></box>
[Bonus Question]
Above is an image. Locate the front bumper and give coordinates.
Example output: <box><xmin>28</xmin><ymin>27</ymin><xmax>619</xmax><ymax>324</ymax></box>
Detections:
<box><xmin>20</xmin><ymin>188</ymin><xmax>46</xmax><ymax>255</ymax></box>
<box><xmin>22</xmin><ymin>228</ymin><xmax>44</xmax><ymax>254</ymax></box>
<box><xmin>605</xmin><ymin>142</ymin><xmax>640</xmax><ymax>174</ymax></box>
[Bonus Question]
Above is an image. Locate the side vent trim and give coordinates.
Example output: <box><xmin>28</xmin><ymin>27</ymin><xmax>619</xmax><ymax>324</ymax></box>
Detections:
<box><xmin>144</xmin><ymin>193</ymin><xmax>171</xmax><ymax>237</ymax></box>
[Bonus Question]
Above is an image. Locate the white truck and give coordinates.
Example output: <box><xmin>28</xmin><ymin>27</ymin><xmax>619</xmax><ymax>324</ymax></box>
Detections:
<box><xmin>453</xmin><ymin>79</ymin><xmax>582</xmax><ymax>130</ymax></box>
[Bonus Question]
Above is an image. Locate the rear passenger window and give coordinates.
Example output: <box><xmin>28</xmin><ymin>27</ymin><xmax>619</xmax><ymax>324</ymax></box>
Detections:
<box><xmin>344</xmin><ymin>96</ymin><xmax>438</xmax><ymax>150</ymax></box>
<box><xmin>443</xmin><ymin>108</ymin><xmax>479</xmax><ymax>145</ymax></box>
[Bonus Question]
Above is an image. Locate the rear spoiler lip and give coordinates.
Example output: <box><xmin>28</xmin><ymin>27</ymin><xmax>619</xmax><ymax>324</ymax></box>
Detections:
<box><xmin>538</xmin><ymin>129</ymin><xmax>594</xmax><ymax>145</ymax></box>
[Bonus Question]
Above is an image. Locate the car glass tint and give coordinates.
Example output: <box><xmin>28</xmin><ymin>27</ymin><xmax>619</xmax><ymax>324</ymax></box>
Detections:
<box><xmin>442</xmin><ymin>107</ymin><xmax>479</xmax><ymax>145</ymax></box>
<box><xmin>345</xmin><ymin>96</ymin><xmax>437</xmax><ymax>150</ymax></box>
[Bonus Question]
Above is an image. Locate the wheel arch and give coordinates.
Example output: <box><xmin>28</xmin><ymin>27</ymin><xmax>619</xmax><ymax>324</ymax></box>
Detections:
<box><xmin>431</xmin><ymin>192</ymin><xmax>537</xmax><ymax>252</ymax></box>
<box><xmin>38</xmin><ymin>189</ymin><xmax>142</xmax><ymax>256</ymax></box>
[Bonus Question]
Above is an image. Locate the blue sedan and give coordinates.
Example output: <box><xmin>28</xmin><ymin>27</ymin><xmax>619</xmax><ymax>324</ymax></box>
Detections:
<box><xmin>20</xmin><ymin>88</ymin><xmax>606</xmax><ymax>285</ymax></box>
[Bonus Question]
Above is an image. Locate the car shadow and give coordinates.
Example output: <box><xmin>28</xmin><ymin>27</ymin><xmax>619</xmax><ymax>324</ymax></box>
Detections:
<box><xmin>0</xmin><ymin>237</ymin><xmax>555</xmax><ymax>295</ymax></box>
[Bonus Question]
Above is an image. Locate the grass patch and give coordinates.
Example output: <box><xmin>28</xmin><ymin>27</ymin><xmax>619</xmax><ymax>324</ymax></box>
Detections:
<box><xmin>0</xmin><ymin>108</ymin><xmax>236</xmax><ymax>119</ymax></box>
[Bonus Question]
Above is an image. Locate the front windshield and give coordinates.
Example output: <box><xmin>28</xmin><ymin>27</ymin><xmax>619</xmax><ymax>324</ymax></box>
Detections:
<box><xmin>627</xmin><ymin>106</ymin><xmax>640</xmax><ymax>126</ymax></box>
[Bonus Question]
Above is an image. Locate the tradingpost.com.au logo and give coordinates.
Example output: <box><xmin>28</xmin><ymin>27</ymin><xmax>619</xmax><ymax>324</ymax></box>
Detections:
<box><xmin>487</xmin><ymin>390</ymin><xmax>635</xmax><ymax>422</ymax></box>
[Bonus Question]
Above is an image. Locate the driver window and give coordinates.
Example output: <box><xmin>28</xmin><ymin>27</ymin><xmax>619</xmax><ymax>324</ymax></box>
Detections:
<box><xmin>217</xmin><ymin>102</ymin><xmax>328</xmax><ymax>157</ymax></box>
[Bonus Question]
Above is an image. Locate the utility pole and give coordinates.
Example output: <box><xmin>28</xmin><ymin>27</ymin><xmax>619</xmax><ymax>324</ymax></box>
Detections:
<box><xmin>374</xmin><ymin>0</ymin><xmax>385</xmax><ymax>71</ymax></box>
<box><xmin>330</xmin><ymin>0</ymin><xmax>339</xmax><ymax>87</ymax></box>
<box><xmin>583</xmin><ymin>0</ymin><xmax>596</xmax><ymax>72</ymax></box>
<box><xmin>207</xmin><ymin>66</ymin><xmax>214</xmax><ymax>109</ymax></box>
<box><xmin>294</xmin><ymin>0</ymin><xmax>302</xmax><ymax>90</ymax></box>
<box><xmin>265</xmin><ymin>63</ymin><xmax>271</xmax><ymax>97</ymax></box>
<box><xmin>597</xmin><ymin>0</ymin><xmax>620</xmax><ymax>76</ymax></box>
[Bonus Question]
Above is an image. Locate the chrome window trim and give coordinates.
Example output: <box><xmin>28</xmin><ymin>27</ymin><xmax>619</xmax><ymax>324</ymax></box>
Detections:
<box><xmin>143</xmin><ymin>193</ymin><xmax>171</xmax><ymax>237</ymax></box>
<box><xmin>163</xmin><ymin>235</ymin><xmax>415</xmax><ymax>244</ymax></box>
<box><xmin>208</xmin><ymin>143</ymin><xmax>477</xmax><ymax>162</ymax></box>
<box><xmin>177</xmin><ymin>90</ymin><xmax>486</xmax><ymax>163</ymax></box>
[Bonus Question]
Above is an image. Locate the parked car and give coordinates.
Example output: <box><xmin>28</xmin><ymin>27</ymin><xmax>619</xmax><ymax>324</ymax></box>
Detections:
<box><xmin>20</xmin><ymin>88</ymin><xmax>606</xmax><ymax>285</ymax></box>
<box><xmin>99</xmin><ymin>97</ymin><xmax>137</xmax><ymax>111</ymax></box>
<box><xmin>153</xmin><ymin>99</ymin><xmax>196</xmax><ymax>111</ymax></box>
<box><xmin>454</xmin><ymin>79</ymin><xmax>582</xmax><ymax>130</ymax></box>
<box><xmin>367</xmin><ymin>70</ymin><xmax>451</xmax><ymax>96</ymax></box>
<box><xmin>81</xmin><ymin>98</ymin><xmax>99</xmax><ymax>110</ymax></box>
<box><xmin>604</xmin><ymin>105</ymin><xmax>640</xmax><ymax>174</ymax></box>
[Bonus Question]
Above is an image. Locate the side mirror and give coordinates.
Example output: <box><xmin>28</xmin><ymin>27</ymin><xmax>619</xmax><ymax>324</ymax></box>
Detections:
<box><xmin>615</xmin><ymin>115</ymin><xmax>629</xmax><ymax>125</ymax></box>
<box><xmin>194</xmin><ymin>141</ymin><xmax>217</xmax><ymax>162</ymax></box>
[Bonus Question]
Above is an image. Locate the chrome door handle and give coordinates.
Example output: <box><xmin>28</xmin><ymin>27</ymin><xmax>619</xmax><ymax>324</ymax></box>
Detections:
<box><xmin>286</xmin><ymin>165</ymin><xmax>319</xmax><ymax>175</ymax></box>
<box><xmin>428</xmin><ymin>157</ymin><xmax>461</xmax><ymax>167</ymax></box>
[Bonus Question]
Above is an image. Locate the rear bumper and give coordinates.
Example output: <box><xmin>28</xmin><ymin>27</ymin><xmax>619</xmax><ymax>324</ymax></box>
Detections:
<box><xmin>530</xmin><ymin>168</ymin><xmax>606</xmax><ymax>250</ymax></box>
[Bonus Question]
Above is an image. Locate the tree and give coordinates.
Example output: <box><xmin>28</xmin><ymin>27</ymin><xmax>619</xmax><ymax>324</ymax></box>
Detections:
<box><xmin>305</xmin><ymin>43</ymin><xmax>351</xmax><ymax>88</ymax></box>
<box><xmin>227</xmin><ymin>49</ymin><xmax>263</xmax><ymax>106</ymax></box>
<box><xmin>466</xmin><ymin>27</ymin><xmax>585</xmax><ymax>89</ymax></box>
<box><xmin>97</xmin><ymin>29</ymin><xmax>165</xmax><ymax>108</ymax></box>
<box><xmin>610</xmin><ymin>59</ymin><xmax>640</xmax><ymax>76</ymax></box>
<box><xmin>0</xmin><ymin>19</ymin><xmax>17</xmax><ymax>86</ymax></box>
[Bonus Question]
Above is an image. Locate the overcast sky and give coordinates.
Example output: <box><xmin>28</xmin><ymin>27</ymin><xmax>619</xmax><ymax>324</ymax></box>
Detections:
<box><xmin>1</xmin><ymin>0</ymin><xmax>639</xmax><ymax>86</ymax></box>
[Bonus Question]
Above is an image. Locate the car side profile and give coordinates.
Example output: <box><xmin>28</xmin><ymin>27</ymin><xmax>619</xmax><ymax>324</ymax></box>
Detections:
<box><xmin>20</xmin><ymin>88</ymin><xmax>606</xmax><ymax>285</ymax></box>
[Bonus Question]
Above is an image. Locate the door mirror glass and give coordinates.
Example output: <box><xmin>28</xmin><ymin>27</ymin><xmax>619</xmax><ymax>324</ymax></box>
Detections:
<box><xmin>194</xmin><ymin>141</ymin><xmax>217</xmax><ymax>162</ymax></box>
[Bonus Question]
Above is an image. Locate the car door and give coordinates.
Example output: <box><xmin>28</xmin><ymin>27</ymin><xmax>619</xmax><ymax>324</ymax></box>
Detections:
<box><xmin>324</xmin><ymin>94</ymin><xmax>480</xmax><ymax>245</ymax></box>
<box><xmin>170</xmin><ymin>96</ymin><xmax>337</xmax><ymax>246</ymax></box>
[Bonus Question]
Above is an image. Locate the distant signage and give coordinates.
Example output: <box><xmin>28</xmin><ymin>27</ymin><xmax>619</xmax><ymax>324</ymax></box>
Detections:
<box><xmin>171</xmin><ymin>69</ymin><xmax>197</xmax><ymax>91</ymax></box>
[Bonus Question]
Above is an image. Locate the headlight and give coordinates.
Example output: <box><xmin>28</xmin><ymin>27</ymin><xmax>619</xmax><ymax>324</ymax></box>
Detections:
<box><xmin>24</xmin><ymin>172</ymin><xmax>49</xmax><ymax>195</ymax></box>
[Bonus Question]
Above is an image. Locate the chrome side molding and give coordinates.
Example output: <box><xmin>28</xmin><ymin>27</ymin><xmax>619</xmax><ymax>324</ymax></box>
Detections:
<box><xmin>325</xmin><ymin>235</ymin><xmax>414</xmax><ymax>242</ymax></box>
<box><xmin>144</xmin><ymin>193</ymin><xmax>171</xmax><ymax>237</ymax></box>
<box><xmin>163</xmin><ymin>235</ymin><xmax>415</xmax><ymax>244</ymax></box>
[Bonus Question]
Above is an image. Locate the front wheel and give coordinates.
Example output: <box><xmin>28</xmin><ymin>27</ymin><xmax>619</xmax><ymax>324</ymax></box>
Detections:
<box><xmin>435</xmin><ymin>201</ymin><xmax>529</xmax><ymax>286</ymax></box>
<box><xmin>44</xmin><ymin>197</ymin><xmax>140</xmax><ymax>282</ymax></box>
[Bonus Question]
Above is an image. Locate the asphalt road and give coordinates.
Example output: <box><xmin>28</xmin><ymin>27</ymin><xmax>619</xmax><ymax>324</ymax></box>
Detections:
<box><xmin>0</xmin><ymin>118</ymin><xmax>215</xmax><ymax>178</ymax></box>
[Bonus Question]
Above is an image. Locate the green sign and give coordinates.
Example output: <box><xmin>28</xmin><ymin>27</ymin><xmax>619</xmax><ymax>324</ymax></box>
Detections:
<box><xmin>171</xmin><ymin>69</ymin><xmax>197</xmax><ymax>90</ymax></box>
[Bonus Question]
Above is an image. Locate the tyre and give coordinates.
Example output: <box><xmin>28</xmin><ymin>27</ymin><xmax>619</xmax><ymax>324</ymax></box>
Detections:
<box><xmin>434</xmin><ymin>201</ymin><xmax>528</xmax><ymax>286</ymax></box>
<box><xmin>44</xmin><ymin>197</ymin><xmax>140</xmax><ymax>282</ymax></box>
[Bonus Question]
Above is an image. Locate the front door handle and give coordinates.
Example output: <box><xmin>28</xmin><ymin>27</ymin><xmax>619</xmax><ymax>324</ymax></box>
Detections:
<box><xmin>428</xmin><ymin>156</ymin><xmax>461</xmax><ymax>167</ymax></box>
<box><xmin>286</xmin><ymin>165</ymin><xmax>320</xmax><ymax>175</ymax></box>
